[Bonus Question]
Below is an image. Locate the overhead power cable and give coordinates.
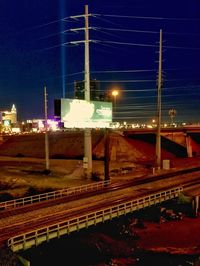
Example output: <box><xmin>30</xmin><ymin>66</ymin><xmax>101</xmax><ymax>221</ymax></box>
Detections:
<box><xmin>96</xmin><ymin>40</ymin><xmax>158</xmax><ymax>48</ymax></box>
<box><xmin>16</xmin><ymin>17</ymin><xmax>79</xmax><ymax>35</ymax></box>
<box><xmin>91</xmin><ymin>69</ymin><xmax>157</xmax><ymax>74</ymax></box>
<box><xmin>97</xmin><ymin>79</ymin><xmax>156</xmax><ymax>83</ymax></box>
<box><xmin>97</xmin><ymin>27</ymin><xmax>159</xmax><ymax>34</ymax></box>
<box><xmin>93</xmin><ymin>13</ymin><xmax>200</xmax><ymax>21</ymax></box>
<box><xmin>103</xmin><ymin>86</ymin><xmax>200</xmax><ymax>92</ymax></box>
<box><xmin>97</xmin><ymin>27</ymin><xmax>200</xmax><ymax>36</ymax></box>
<box><xmin>97</xmin><ymin>40</ymin><xmax>200</xmax><ymax>51</ymax></box>
<box><xmin>163</xmin><ymin>45</ymin><xmax>200</xmax><ymax>50</ymax></box>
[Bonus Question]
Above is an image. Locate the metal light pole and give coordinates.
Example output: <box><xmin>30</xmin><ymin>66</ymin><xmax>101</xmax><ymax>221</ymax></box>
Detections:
<box><xmin>84</xmin><ymin>5</ymin><xmax>92</xmax><ymax>178</ymax></box>
<box><xmin>156</xmin><ymin>29</ymin><xmax>163</xmax><ymax>170</ymax></box>
<box><xmin>112</xmin><ymin>89</ymin><xmax>118</xmax><ymax>121</ymax></box>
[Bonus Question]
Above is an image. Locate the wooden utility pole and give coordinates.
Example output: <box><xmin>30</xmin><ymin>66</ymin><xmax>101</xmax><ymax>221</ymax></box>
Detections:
<box><xmin>44</xmin><ymin>86</ymin><xmax>50</xmax><ymax>172</ymax></box>
<box><xmin>156</xmin><ymin>29</ymin><xmax>163</xmax><ymax>170</ymax></box>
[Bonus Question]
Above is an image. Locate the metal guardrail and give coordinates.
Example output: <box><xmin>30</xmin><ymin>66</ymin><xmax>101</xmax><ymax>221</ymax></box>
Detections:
<box><xmin>7</xmin><ymin>186</ymin><xmax>183</xmax><ymax>252</ymax></box>
<box><xmin>0</xmin><ymin>180</ymin><xmax>110</xmax><ymax>211</ymax></box>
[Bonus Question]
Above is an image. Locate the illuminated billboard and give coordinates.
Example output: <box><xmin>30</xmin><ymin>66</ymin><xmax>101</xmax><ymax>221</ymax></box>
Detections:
<box><xmin>61</xmin><ymin>99</ymin><xmax>112</xmax><ymax>128</ymax></box>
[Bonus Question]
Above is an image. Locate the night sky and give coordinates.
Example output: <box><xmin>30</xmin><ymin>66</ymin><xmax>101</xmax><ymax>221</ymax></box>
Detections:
<box><xmin>0</xmin><ymin>0</ymin><xmax>200</xmax><ymax>123</ymax></box>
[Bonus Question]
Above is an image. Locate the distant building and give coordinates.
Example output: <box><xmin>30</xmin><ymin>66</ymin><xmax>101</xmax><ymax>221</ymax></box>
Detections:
<box><xmin>74</xmin><ymin>79</ymin><xmax>109</xmax><ymax>101</ymax></box>
<box><xmin>54</xmin><ymin>80</ymin><xmax>112</xmax><ymax>121</ymax></box>
<box><xmin>0</xmin><ymin>104</ymin><xmax>17</xmax><ymax>125</ymax></box>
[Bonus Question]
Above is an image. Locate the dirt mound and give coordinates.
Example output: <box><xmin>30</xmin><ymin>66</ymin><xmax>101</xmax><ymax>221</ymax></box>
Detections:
<box><xmin>93</xmin><ymin>132</ymin><xmax>147</xmax><ymax>162</ymax></box>
<box><xmin>0</xmin><ymin>131</ymin><xmax>103</xmax><ymax>159</ymax></box>
<box><xmin>0</xmin><ymin>131</ymin><xmax>181</xmax><ymax>165</ymax></box>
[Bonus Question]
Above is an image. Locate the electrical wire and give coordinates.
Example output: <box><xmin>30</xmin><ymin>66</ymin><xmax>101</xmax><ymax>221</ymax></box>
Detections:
<box><xmin>97</xmin><ymin>40</ymin><xmax>158</xmax><ymax>48</ymax></box>
<box><xmin>91</xmin><ymin>69</ymin><xmax>157</xmax><ymax>74</ymax></box>
<box><xmin>93</xmin><ymin>13</ymin><xmax>200</xmax><ymax>22</ymax></box>
<box><xmin>97</xmin><ymin>79</ymin><xmax>156</xmax><ymax>83</ymax></box>
<box><xmin>98</xmin><ymin>27</ymin><xmax>159</xmax><ymax>34</ymax></box>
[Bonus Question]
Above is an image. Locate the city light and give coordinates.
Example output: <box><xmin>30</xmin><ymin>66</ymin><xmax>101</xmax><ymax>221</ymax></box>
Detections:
<box><xmin>111</xmin><ymin>90</ymin><xmax>119</xmax><ymax>97</ymax></box>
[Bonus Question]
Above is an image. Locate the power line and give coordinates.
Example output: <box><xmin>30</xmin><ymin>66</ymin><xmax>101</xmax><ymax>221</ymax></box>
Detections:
<box><xmin>98</xmin><ymin>27</ymin><xmax>200</xmax><ymax>36</ymax></box>
<box><xmin>94</xmin><ymin>13</ymin><xmax>200</xmax><ymax>21</ymax></box>
<box><xmin>96</xmin><ymin>40</ymin><xmax>158</xmax><ymax>48</ymax></box>
<box><xmin>163</xmin><ymin>85</ymin><xmax>200</xmax><ymax>90</ymax></box>
<box><xmin>15</xmin><ymin>17</ymin><xmax>79</xmax><ymax>36</ymax></box>
<box><xmin>163</xmin><ymin>45</ymin><xmax>200</xmax><ymax>50</ymax></box>
<box><xmin>91</xmin><ymin>69</ymin><xmax>157</xmax><ymax>74</ymax></box>
<box><xmin>96</xmin><ymin>79</ymin><xmax>156</xmax><ymax>83</ymax></box>
<box><xmin>97</xmin><ymin>40</ymin><xmax>200</xmax><ymax>51</ymax></box>
<box><xmin>98</xmin><ymin>27</ymin><xmax>159</xmax><ymax>34</ymax></box>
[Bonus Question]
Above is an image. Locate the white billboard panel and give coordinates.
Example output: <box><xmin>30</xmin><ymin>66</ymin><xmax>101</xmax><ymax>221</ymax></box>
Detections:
<box><xmin>61</xmin><ymin>99</ymin><xmax>112</xmax><ymax>128</ymax></box>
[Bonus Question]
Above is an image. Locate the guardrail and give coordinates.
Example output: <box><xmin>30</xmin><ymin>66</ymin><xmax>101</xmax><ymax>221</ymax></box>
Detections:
<box><xmin>0</xmin><ymin>180</ymin><xmax>110</xmax><ymax>211</ymax></box>
<box><xmin>8</xmin><ymin>186</ymin><xmax>183</xmax><ymax>252</ymax></box>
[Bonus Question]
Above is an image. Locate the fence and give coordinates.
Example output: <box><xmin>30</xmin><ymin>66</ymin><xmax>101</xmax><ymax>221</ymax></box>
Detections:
<box><xmin>0</xmin><ymin>180</ymin><xmax>110</xmax><ymax>211</ymax></box>
<box><xmin>8</xmin><ymin>186</ymin><xmax>183</xmax><ymax>252</ymax></box>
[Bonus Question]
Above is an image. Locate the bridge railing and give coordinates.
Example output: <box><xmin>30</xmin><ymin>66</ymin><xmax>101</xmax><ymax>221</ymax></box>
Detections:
<box><xmin>7</xmin><ymin>186</ymin><xmax>183</xmax><ymax>252</ymax></box>
<box><xmin>0</xmin><ymin>180</ymin><xmax>110</xmax><ymax>211</ymax></box>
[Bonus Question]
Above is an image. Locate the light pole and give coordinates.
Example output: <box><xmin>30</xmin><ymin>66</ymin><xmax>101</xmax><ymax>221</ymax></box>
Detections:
<box><xmin>112</xmin><ymin>90</ymin><xmax>118</xmax><ymax>120</ymax></box>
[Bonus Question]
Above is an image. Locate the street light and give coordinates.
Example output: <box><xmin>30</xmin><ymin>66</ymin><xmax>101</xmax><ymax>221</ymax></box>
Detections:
<box><xmin>112</xmin><ymin>90</ymin><xmax>119</xmax><ymax>121</ymax></box>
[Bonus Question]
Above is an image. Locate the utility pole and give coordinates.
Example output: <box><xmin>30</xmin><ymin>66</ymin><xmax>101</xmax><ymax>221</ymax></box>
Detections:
<box><xmin>84</xmin><ymin>5</ymin><xmax>92</xmax><ymax>178</ymax></box>
<box><xmin>104</xmin><ymin>128</ymin><xmax>110</xmax><ymax>181</ymax></box>
<box><xmin>44</xmin><ymin>86</ymin><xmax>50</xmax><ymax>173</ymax></box>
<box><xmin>156</xmin><ymin>29</ymin><xmax>163</xmax><ymax>170</ymax></box>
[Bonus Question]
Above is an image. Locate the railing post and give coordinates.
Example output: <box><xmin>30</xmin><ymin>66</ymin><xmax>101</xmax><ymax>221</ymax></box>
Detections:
<box><xmin>18</xmin><ymin>255</ymin><xmax>30</xmax><ymax>266</ymax></box>
<box><xmin>77</xmin><ymin>218</ymin><xmax>80</xmax><ymax>231</ymax></box>
<box><xmin>57</xmin><ymin>225</ymin><xmax>60</xmax><ymax>238</ymax></box>
<box><xmin>23</xmin><ymin>235</ymin><xmax>26</xmax><ymax>250</ymax></box>
<box><xmin>46</xmin><ymin>228</ymin><xmax>49</xmax><ymax>242</ymax></box>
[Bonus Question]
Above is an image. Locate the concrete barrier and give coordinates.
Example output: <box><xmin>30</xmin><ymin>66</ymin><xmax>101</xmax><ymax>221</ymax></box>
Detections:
<box><xmin>163</xmin><ymin>159</ymin><xmax>170</xmax><ymax>170</ymax></box>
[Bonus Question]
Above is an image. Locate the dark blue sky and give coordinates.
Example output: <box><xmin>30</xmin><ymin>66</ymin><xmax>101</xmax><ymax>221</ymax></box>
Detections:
<box><xmin>0</xmin><ymin>0</ymin><xmax>200</xmax><ymax>123</ymax></box>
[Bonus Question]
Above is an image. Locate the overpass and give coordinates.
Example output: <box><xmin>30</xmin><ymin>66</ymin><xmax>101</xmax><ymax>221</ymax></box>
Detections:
<box><xmin>123</xmin><ymin>126</ymin><xmax>200</xmax><ymax>158</ymax></box>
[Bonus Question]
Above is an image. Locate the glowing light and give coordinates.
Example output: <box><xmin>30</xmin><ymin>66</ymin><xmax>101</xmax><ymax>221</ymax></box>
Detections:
<box><xmin>38</xmin><ymin>120</ymin><xmax>44</xmax><ymax>129</ymax></box>
<box><xmin>12</xmin><ymin>127</ymin><xmax>20</xmax><ymax>133</ymax></box>
<box><xmin>47</xmin><ymin>120</ymin><xmax>59</xmax><ymax>131</ymax></box>
<box><xmin>112</xmin><ymin>90</ymin><xmax>119</xmax><ymax>97</ymax></box>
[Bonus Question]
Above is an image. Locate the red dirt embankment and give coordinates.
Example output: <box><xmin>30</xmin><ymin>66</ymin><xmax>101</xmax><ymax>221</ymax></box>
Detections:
<box><xmin>135</xmin><ymin>216</ymin><xmax>200</xmax><ymax>255</ymax></box>
<box><xmin>0</xmin><ymin>131</ymin><xmax>176</xmax><ymax>163</ymax></box>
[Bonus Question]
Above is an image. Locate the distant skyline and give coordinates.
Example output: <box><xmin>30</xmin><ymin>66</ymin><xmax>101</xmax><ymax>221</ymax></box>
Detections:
<box><xmin>0</xmin><ymin>0</ymin><xmax>200</xmax><ymax>123</ymax></box>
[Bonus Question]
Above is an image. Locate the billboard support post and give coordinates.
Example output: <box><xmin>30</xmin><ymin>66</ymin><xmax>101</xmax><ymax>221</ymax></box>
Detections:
<box><xmin>104</xmin><ymin>128</ymin><xmax>110</xmax><ymax>181</ymax></box>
